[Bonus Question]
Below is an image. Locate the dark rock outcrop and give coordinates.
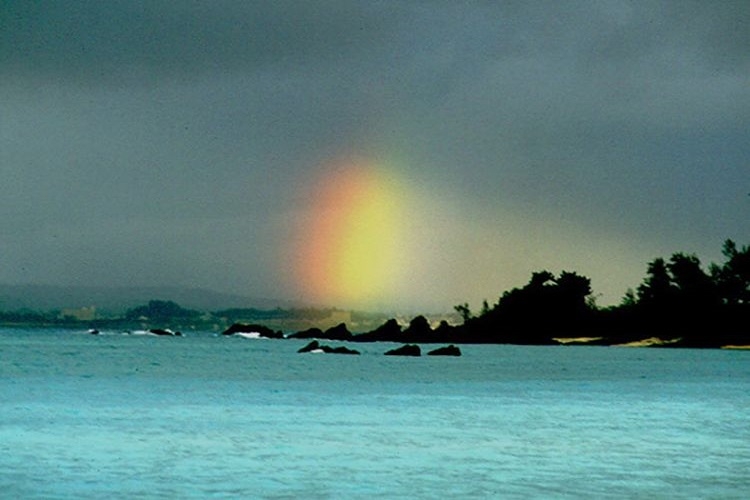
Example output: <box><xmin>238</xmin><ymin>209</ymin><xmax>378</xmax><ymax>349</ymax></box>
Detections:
<box><xmin>323</xmin><ymin>323</ymin><xmax>353</xmax><ymax>341</ymax></box>
<box><xmin>384</xmin><ymin>344</ymin><xmax>421</xmax><ymax>356</ymax></box>
<box><xmin>221</xmin><ymin>323</ymin><xmax>283</xmax><ymax>339</ymax></box>
<box><xmin>287</xmin><ymin>327</ymin><xmax>324</xmax><ymax>339</ymax></box>
<box><xmin>427</xmin><ymin>345</ymin><xmax>462</xmax><ymax>356</ymax></box>
<box><xmin>402</xmin><ymin>316</ymin><xmax>432</xmax><ymax>342</ymax></box>
<box><xmin>289</xmin><ymin>323</ymin><xmax>352</xmax><ymax>341</ymax></box>
<box><xmin>298</xmin><ymin>340</ymin><xmax>322</xmax><ymax>353</ymax></box>
<box><xmin>433</xmin><ymin>321</ymin><xmax>458</xmax><ymax>342</ymax></box>
<box><xmin>355</xmin><ymin>318</ymin><xmax>462</xmax><ymax>344</ymax></box>
<box><xmin>150</xmin><ymin>328</ymin><xmax>182</xmax><ymax>337</ymax></box>
<box><xmin>297</xmin><ymin>340</ymin><xmax>360</xmax><ymax>355</ymax></box>
<box><xmin>325</xmin><ymin>345</ymin><xmax>360</xmax><ymax>355</ymax></box>
<box><xmin>354</xmin><ymin>318</ymin><xmax>403</xmax><ymax>342</ymax></box>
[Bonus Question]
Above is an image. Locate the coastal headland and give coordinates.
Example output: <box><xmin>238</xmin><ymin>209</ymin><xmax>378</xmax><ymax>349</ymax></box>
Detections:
<box><xmin>2</xmin><ymin>240</ymin><xmax>748</xmax><ymax>349</ymax></box>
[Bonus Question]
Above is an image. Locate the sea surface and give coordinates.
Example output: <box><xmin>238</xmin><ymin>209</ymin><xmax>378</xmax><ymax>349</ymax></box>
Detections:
<box><xmin>1</xmin><ymin>327</ymin><xmax>749</xmax><ymax>499</ymax></box>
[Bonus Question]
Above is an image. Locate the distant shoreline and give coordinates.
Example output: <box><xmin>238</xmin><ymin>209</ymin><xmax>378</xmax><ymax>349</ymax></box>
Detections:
<box><xmin>4</xmin><ymin>322</ymin><xmax>750</xmax><ymax>351</ymax></box>
<box><xmin>2</xmin><ymin>239</ymin><xmax>748</xmax><ymax>349</ymax></box>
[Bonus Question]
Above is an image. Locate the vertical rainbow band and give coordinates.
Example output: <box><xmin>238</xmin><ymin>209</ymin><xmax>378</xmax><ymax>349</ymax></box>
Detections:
<box><xmin>291</xmin><ymin>157</ymin><xmax>407</xmax><ymax>308</ymax></box>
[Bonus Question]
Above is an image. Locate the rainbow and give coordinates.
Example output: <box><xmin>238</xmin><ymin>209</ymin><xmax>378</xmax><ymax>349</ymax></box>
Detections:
<box><xmin>289</xmin><ymin>157</ymin><xmax>409</xmax><ymax>308</ymax></box>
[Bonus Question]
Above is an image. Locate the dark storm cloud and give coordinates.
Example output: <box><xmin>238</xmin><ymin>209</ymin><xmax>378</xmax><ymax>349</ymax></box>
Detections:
<box><xmin>1</xmin><ymin>0</ymin><xmax>401</xmax><ymax>84</ymax></box>
<box><xmin>1</xmin><ymin>1</ymin><xmax>748</xmax><ymax>307</ymax></box>
<box><xmin>5</xmin><ymin>1</ymin><xmax>748</xmax><ymax>97</ymax></box>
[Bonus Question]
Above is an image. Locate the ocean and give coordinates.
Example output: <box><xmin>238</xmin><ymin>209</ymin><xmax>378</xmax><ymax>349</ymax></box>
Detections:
<box><xmin>2</xmin><ymin>327</ymin><xmax>749</xmax><ymax>498</ymax></box>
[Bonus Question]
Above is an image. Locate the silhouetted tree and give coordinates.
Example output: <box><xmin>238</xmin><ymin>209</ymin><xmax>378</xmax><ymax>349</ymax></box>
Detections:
<box><xmin>667</xmin><ymin>253</ymin><xmax>718</xmax><ymax>308</ymax></box>
<box><xmin>481</xmin><ymin>299</ymin><xmax>490</xmax><ymax>316</ymax></box>
<box><xmin>621</xmin><ymin>288</ymin><xmax>637</xmax><ymax>307</ymax></box>
<box><xmin>454</xmin><ymin>303</ymin><xmax>472</xmax><ymax>324</ymax></box>
<box><xmin>556</xmin><ymin>271</ymin><xmax>592</xmax><ymax>310</ymax></box>
<box><xmin>637</xmin><ymin>258</ymin><xmax>675</xmax><ymax>308</ymax></box>
<box><xmin>713</xmin><ymin>239</ymin><xmax>750</xmax><ymax>305</ymax></box>
<box><xmin>529</xmin><ymin>270</ymin><xmax>555</xmax><ymax>289</ymax></box>
<box><xmin>463</xmin><ymin>269</ymin><xmax>595</xmax><ymax>344</ymax></box>
<box><xmin>624</xmin><ymin>244</ymin><xmax>750</xmax><ymax>346</ymax></box>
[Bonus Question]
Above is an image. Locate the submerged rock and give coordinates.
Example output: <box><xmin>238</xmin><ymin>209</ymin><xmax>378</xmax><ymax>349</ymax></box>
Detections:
<box><xmin>427</xmin><ymin>345</ymin><xmax>462</xmax><ymax>356</ymax></box>
<box><xmin>384</xmin><ymin>344</ymin><xmax>421</xmax><ymax>356</ymax></box>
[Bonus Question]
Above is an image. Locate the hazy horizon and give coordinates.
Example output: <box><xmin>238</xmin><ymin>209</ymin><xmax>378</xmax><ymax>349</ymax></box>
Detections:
<box><xmin>2</xmin><ymin>1</ymin><xmax>748</xmax><ymax>312</ymax></box>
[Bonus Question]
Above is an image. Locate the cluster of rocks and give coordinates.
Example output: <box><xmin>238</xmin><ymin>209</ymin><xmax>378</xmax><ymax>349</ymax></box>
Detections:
<box><xmin>221</xmin><ymin>321</ymin><xmax>463</xmax><ymax>357</ymax></box>
<box><xmin>221</xmin><ymin>323</ymin><xmax>284</xmax><ymax>339</ymax></box>
<box><xmin>287</xmin><ymin>323</ymin><xmax>353</xmax><ymax>341</ymax></box>
<box><xmin>221</xmin><ymin>317</ymin><xmax>456</xmax><ymax>344</ymax></box>
<box><xmin>297</xmin><ymin>341</ymin><xmax>461</xmax><ymax>357</ymax></box>
<box><xmin>297</xmin><ymin>340</ymin><xmax>360</xmax><ymax>355</ymax></box>
<box><xmin>384</xmin><ymin>344</ymin><xmax>462</xmax><ymax>356</ymax></box>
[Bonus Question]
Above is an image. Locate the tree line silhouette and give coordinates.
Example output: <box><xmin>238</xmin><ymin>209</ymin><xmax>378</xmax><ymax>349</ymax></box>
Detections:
<box><xmin>260</xmin><ymin>239</ymin><xmax>748</xmax><ymax>348</ymax></box>
<box><xmin>3</xmin><ymin>240</ymin><xmax>747</xmax><ymax>348</ymax></box>
<box><xmin>454</xmin><ymin>239</ymin><xmax>749</xmax><ymax>347</ymax></box>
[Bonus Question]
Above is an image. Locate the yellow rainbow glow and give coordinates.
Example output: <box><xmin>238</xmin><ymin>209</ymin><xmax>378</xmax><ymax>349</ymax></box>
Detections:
<box><xmin>292</xmin><ymin>157</ymin><xmax>407</xmax><ymax>307</ymax></box>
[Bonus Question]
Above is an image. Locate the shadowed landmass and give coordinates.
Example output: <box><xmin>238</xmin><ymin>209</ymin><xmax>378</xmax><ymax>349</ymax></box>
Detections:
<box><xmin>230</xmin><ymin>239</ymin><xmax>749</xmax><ymax>349</ymax></box>
<box><xmin>2</xmin><ymin>240</ymin><xmax>749</xmax><ymax>349</ymax></box>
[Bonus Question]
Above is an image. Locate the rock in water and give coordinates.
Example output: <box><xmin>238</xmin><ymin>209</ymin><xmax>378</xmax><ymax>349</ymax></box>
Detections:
<box><xmin>326</xmin><ymin>346</ymin><xmax>360</xmax><ymax>355</ymax></box>
<box><xmin>298</xmin><ymin>340</ymin><xmax>360</xmax><ymax>355</ymax></box>
<box><xmin>149</xmin><ymin>328</ymin><xmax>182</xmax><ymax>336</ymax></box>
<box><xmin>287</xmin><ymin>327</ymin><xmax>324</xmax><ymax>339</ymax></box>
<box><xmin>384</xmin><ymin>344</ymin><xmax>421</xmax><ymax>356</ymax></box>
<box><xmin>427</xmin><ymin>345</ymin><xmax>462</xmax><ymax>356</ymax></box>
<box><xmin>221</xmin><ymin>323</ymin><xmax>283</xmax><ymax>339</ymax></box>
<box><xmin>298</xmin><ymin>340</ymin><xmax>321</xmax><ymax>353</ymax></box>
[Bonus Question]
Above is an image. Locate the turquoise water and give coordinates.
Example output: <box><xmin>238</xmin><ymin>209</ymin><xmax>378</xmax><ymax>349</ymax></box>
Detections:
<box><xmin>2</xmin><ymin>328</ymin><xmax>749</xmax><ymax>498</ymax></box>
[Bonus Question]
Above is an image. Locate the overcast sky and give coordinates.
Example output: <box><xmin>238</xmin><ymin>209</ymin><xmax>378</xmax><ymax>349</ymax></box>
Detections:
<box><xmin>2</xmin><ymin>1</ymin><xmax>748</xmax><ymax>311</ymax></box>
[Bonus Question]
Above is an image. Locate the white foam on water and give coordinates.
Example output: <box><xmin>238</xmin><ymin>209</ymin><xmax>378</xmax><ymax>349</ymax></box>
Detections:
<box><xmin>130</xmin><ymin>330</ymin><xmax>155</xmax><ymax>336</ymax></box>
<box><xmin>236</xmin><ymin>332</ymin><xmax>262</xmax><ymax>339</ymax></box>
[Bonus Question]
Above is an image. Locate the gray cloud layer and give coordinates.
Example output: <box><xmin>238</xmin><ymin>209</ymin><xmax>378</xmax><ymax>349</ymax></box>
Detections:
<box><xmin>2</xmin><ymin>1</ymin><xmax>748</xmax><ymax>310</ymax></box>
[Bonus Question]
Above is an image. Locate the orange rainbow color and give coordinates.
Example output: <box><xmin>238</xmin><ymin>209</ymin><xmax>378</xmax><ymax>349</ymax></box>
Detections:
<box><xmin>292</xmin><ymin>158</ymin><xmax>408</xmax><ymax>308</ymax></box>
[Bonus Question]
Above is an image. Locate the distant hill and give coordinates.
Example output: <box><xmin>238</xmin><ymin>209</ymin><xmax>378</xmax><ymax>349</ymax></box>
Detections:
<box><xmin>0</xmin><ymin>284</ymin><xmax>297</xmax><ymax>313</ymax></box>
